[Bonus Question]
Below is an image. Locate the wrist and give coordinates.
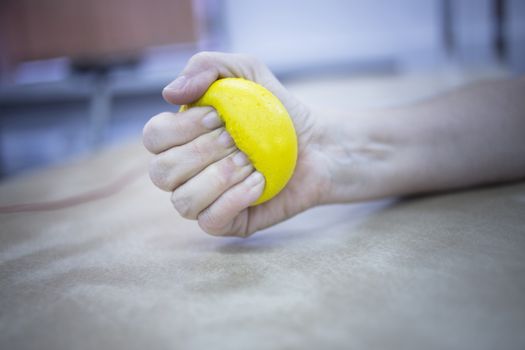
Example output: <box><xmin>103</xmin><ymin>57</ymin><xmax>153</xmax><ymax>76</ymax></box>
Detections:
<box><xmin>318</xmin><ymin>109</ymin><xmax>413</xmax><ymax>204</ymax></box>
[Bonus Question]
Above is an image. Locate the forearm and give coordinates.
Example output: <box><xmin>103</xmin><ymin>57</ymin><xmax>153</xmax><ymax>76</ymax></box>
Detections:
<box><xmin>321</xmin><ymin>78</ymin><xmax>525</xmax><ymax>203</ymax></box>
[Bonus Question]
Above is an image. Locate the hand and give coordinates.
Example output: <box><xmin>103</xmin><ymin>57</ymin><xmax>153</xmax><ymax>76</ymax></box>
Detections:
<box><xmin>143</xmin><ymin>52</ymin><xmax>332</xmax><ymax>237</ymax></box>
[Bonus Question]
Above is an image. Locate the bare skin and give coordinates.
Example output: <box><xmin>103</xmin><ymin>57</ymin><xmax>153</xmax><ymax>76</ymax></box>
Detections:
<box><xmin>143</xmin><ymin>51</ymin><xmax>525</xmax><ymax>237</ymax></box>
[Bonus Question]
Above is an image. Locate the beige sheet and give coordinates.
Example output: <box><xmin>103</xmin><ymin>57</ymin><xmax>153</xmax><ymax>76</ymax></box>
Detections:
<box><xmin>1</xmin><ymin>72</ymin><xmax>524</xmax><ymax>350</ymax></box>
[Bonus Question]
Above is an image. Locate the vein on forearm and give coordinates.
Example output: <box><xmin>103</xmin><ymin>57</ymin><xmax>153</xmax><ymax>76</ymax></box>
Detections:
<box><xmin>322</xmin><ymin>77</ymin><xmax>525</xmax><ymax>203</ymax></box>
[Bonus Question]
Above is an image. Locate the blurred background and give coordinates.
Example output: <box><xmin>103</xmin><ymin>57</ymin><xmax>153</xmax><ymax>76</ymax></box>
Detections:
<box><xmin>0</xmin><ymin>0</ymin><xmax>524</xmax><ymax>178</ymax></box>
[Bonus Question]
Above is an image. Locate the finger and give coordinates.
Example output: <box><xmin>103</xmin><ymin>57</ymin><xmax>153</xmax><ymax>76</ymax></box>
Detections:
<box><xmin>162</xmin><ymin>51</ymin><xmax>311</xmax><ymax>139</ymax></box>
<box><xmin>149</xmin><ymin>128</ymin><xmax>235</xmax><ymax>191</ymax></box>
<box><xmin>170</xmin><ymin>151</ymin><xmax>253</xmax><ymax>219</ymax></box>
<box><xmin>162</xmin><ymin>69</ymin><xmax>219</xmax><ymax>106</ymax></box>
<box><xmin>162</xmin><ymin>51</ymin><xmax>283</xmax><ymax>106</ymax></box>
<box><xmin>143</xmin><ymin>107</ymin><xmax>223</xmax><ymax>154</ymax></box>
<box><xmin>197</xmin><ymin>171</ymin><xmax>265</xmax><ymax>237</ymax></box>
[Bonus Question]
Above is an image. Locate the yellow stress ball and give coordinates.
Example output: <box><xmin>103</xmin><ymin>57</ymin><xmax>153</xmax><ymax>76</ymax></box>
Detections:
<box><xmin>180</xmin><ymin>78</ymin><xmax>298</xmax><ymax>205</ymax></box>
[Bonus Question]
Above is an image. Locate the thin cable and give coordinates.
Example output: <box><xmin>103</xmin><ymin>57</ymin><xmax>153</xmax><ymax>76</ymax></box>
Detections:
<box><xmin>0</xmin><ymin>165</ymin><xmax>145</xmax><ymax>214</ymax></box>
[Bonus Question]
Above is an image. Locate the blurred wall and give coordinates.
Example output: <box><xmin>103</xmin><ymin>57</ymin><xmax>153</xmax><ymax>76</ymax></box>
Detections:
<box><xmin>222</xmin><ymin>0</ymin><xmax>442</xmax><ymax>72</ymax></box>
<box><xmin>221</xmin><ymin>0</ymin><xmax>525</xmax><ymax>74</ymax></box>
<box><xmin>508</xmin><ymin>0</ymin><xmax>525</xmax><ymax>73</ymax></box>
<box><xmin>0</xmin><ymin>0</ymin><xmax>198</xmax><ymax>77</ymax></box>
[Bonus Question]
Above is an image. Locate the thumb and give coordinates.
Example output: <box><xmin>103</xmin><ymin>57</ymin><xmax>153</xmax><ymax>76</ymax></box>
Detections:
<box><xmin>162</xmin><ymin>51</ymin><xmax>279</xmax><ymax>106</ymax></box>
<box><xmin>162</xmin><ymin>52</ymin><xmax>288</xmax><ymax>109</ymax></box>
<box><xmin>162</xmin><ymin>51</ymin><xmax>247</xmax><ymax>106</ymax></box>
<box><xmin>162</xmin><ymin>68</ymin><xmax>219</xmax><ymax>106</ymax></box>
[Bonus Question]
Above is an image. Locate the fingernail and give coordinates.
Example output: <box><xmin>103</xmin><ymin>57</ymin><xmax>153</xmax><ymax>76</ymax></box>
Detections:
<box><xmin>232</xmin><ymin>151</ymin><xmax>249</xmax><ymax>167</ymax></box>
<box><xmin>246</xmin><ymin>171</ymin><xmax>264</xmax><ymax>187</ymax></box>
<box><xmin>164</xmin><ymin>75</ymin><xmax>187</xmax><ymax>92</ymax></box>
<box><xmin>202</xmin><ymin>111</ymin><xmax>223</xmax><ymax>129</ymax></box>
<box><xmin>218</xmin><ymin>130</ymin><xmax>234</xmax><ymax>147</ymax></box>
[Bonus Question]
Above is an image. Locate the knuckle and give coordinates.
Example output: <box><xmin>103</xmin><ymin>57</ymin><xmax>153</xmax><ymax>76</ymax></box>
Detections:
<box><xmin>154</xmin><ymin>111</ymin><xmax>173</xmax><ymax>121</ymax></box>
<box><xmin>142</xmin><ymin>112</ymin><xmax>170</xmax><ymax>151</ymax></box>
<box><xmin>144</xmin><ymin>113</ymin><xmax>164</xmax><ymax>134</ymax></box>
<box><xmin>171</xmin><ymin>191</ymin><xmax>195</xmax><ymax>219</ymax></box>
<box><xmin>217</xmin><ymin>156</ymin><xmax>236</xmax><ymax>187</ymax></box>
<box><xmin>148</xmin><ymin>157</ymin><xmax>164</xmax><ymax>187</ymax></box>
<box><xmin>212</xmin><ymin>158</ymin><xmax>236</xmax><ymax>189</ymax></box>
<box><xmin>148</xmin><ymin>157</ymin><xmax>171</xmax><ymax>191</ymax></box>
<box><xmin>142</xmin><ymin>120</ymin><xmax>159</xmax><ymax>152</ymax></box>
<box><xmin>190</xmin><ymin>51</ymin><xmax>215</xmax><ymax>66</ymax></box>
<box><xmin>220</xmin><ymin>191</ymin><xmax>239</xmax><ymax>211</ymax></box>
<box><xmin>197</xmin><ymin>210</ymin><xmax>249</xmax><ymax>238</ymax></box>
<box><xmin>197</xmin><ymin>211</ymin><xmax>225</xmax><ymax>236</ymax></box>
<box><xmin>167</xmin><ymin>116</ymin><xmax>187</xmax><ymax>143</ymax></box>
<box><xmin>187</xmin><ymin>129</ymin><xmax>224</xmax><ymax>163</ymax></box>
<box><xmin>214</xmin><ymin>168</ymin><xmax>229</xmax><ymax>190</ymax></box>
<box><xmin>230</xmin><ymin>216</ymin><xmax>251</xmax><ymax>238</ymax></box>
<box><xmin>176</xmin><ymin>120</ymin><xmax>198</xmax><ymax>144</ymax></box>
<box><xmin>188</xmin><ymin>139</ymin><xmax>208</xmax><ymax>163</ymax></box>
